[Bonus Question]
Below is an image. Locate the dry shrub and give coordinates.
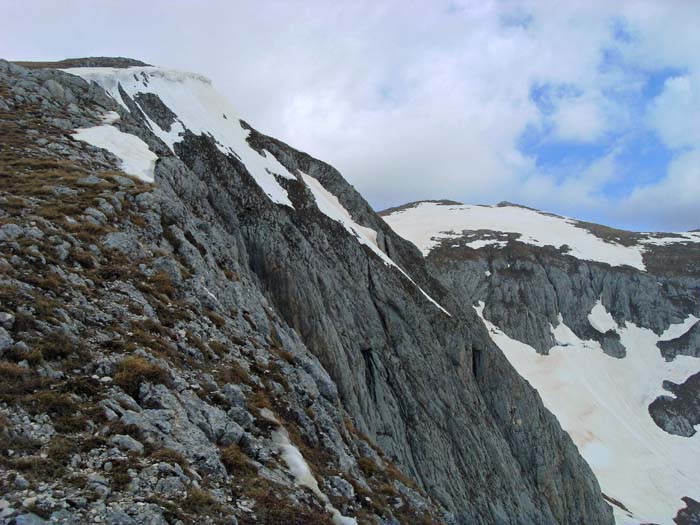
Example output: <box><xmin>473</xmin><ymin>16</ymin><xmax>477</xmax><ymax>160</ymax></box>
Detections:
<box><xmin>114</xmin><ymin>356</ymin><xmax>170</xmax><ymax>397</ymax></box>
<box><xmin>215</xmin><ymin>360</ymin><xmax>251</xmax><ymax>386</ymax></box>
<box><xmin>205</xmin><ymin>309</ymin><xmax>226</xmax><ymax>329</ymax></box>
<box><xmin>22</xmin><ymin>391</ymin><xmax>76</xmax><ymax>417</ymax></box>
<box><xmin>47</xmin><ymin>435</ymin><xmax>78</xmax><ymax>463</ymax></box>
<box><xmin>209</xmin><ymin>340</ymin><xmax>227</xmax><ymax>357</ymax></box>
<box><xmin>149</xmin><ymin>447</ymin><xmax>188</xmax><ymax>468</ymax></box>
<box><xmin>182</xmin><ymin>488</ymin><xmax>223</xmax><ymax>515</ymax></box>
<box><xmin>220</xmin><ymin>443</ymin><xmax>256</xmax><ymax>476</ymax></box>
<box><xmin>243</xmin><ymin>487</ymin><xmax>335</xmax><ymax>525</ymax></box>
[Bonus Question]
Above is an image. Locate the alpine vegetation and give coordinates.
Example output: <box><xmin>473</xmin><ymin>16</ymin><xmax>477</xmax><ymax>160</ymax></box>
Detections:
<box><xmin>383</xmin><ymin>201</ymin><xmax>700</xmax><ymax>525</ymax></box>
<box><xmin>1</xmin><ymin>54</ymin><xmax>675</xmax><ymax>525</ymax></box>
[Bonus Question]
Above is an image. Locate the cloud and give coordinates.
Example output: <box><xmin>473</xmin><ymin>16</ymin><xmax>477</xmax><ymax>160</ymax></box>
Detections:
<box><xmin>648</xmin><ymin>73</ymin><xmax>700</xmax><ymax>150</ymax></box>
<box><xmin>2</xmin><ymin>0</ymin><xmax>700</xmax><ymax>231</ymax></box>
<box><xmin>551</xmin><ymin>94</ymin><xmax>606</xmax><ymax>142</ymax></box>
<box><xmin>616</xmin><ymin>148</ymin><xmax>700</xmax><ymax>230</ymax></box>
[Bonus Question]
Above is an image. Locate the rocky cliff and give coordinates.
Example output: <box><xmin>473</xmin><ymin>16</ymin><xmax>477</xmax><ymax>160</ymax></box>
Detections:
<box><xmin>383</xmin><ymin>200</ymin><xmax>700</xmax><ymax>525</ymax></box>
<box><xmin>0</xmin><ymin>59</ymin><xmax>612</xmax><ymax>524</ymax></box>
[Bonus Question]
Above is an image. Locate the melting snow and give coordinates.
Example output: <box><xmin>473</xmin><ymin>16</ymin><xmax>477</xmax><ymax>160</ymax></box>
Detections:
<box><xmin>260</xmin><ymin>409</ymin><xmax>357</xmax><ymax>525</ymax></box>
<box><xmin>64</xmin><ymin>66</ymin><xmax>296</xmax><ymax>207</ymax></box>
<box><xmin>588</xmin><ymin>300</ymin><xmax>618</xmax><ymax>334</ymax></box>
<box><xmin>384</xmin><ymin>202</ymin><xmax>647</xmax><ymax>269</ymax></box>
<box><xmin>464</xmin><ymin>238</ymin><xmax>507</xmax><ymax>250</ymax></box>
<box><xmin>640</xmin><ymin>232</ymin><xmax>700</xmax><ymax>246</ymax></box>
<box><xmin>302</xmin><ymin>174</ymin><xmax>450</xmax><ymax>316</ymax></box>
<box><xmin>475</xmin><ymin>302</ymin><xmax>700</xmax><ymax>525</ymax></box>
<box><xmin>384</xmin><ymin>202</ymin><xmax>700</xmax><ymax>272</ymax></box>
<box><xmin>72</xmin><ymin>121</ymin><xmax>157</xmax><ymax>182</ymax></box>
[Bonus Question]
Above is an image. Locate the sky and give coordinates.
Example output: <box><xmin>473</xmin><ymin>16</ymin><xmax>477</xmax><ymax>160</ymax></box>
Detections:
<box><xmin>2</xmin><ymin>0</ymin><xmax>699</xmax><ymax>232</ymax></box>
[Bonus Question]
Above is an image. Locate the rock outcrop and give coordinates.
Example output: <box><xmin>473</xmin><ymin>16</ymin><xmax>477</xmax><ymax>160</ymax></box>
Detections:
<box><xmin>0</xmin><ymin>59</ymin><xmax>612</xmax><ymax>524</ymax></box>
<box><xmin>382</xmin><ymin>200</ymin><xmax>700</xmax><ymax>524</ymax></box>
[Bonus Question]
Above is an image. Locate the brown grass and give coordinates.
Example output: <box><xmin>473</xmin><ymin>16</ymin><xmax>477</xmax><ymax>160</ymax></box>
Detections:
<box><xmin>220</xmin><ymin>443</ymin><xmax>256</xmax><ymax>476</ymax></box>
<box><xmin>114</xmin><ymin>356</ymin><xmax>170</xmax><ymax>397</ymax></box>
<box><xmin>149</xmin><ymin>447</ymin><xmax>188</xmax><ymax>468</ymax></box>
<box><xmin>205</xmin><ymin>309</ymin><xmax>226</xmax><ymax>329</ymax></box>
<box><xmin>182</xmin><ymin>488</ymin><xmax>224</xmax><ymax>515</ymax></box>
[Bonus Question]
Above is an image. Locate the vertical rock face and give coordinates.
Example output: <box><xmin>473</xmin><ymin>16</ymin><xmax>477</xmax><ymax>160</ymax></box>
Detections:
<box><xmin>0</xmin><ymin>59</ymin><xmax>612</xmax><ymax>524</ymax></box>
<box><xmin>382</xmin><ymin>201</ymin><xmax>700</xmax><ymax>524</ymax></box>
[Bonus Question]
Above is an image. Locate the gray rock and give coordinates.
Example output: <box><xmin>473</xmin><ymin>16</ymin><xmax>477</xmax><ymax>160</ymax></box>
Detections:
<box><xmin>105</xmin><ymin>510</ymin><xmax>137</xmax><ymax>525</ymax></box>
<box><xmin>102</xmin><ymin>232</ymin><xmax>147</xmax><ymax>258</ymax></box>
<box><xmin>0</xmin><ymin>312</ymin><xmax>15</xmax><ymax>330</ymax></box>
<box><xmin>77</xmin><ymin>175</ymin><xmax>104</xmax><ymax>185</ymax></box>
<box><xmin>0</xmin><ymin>327</ymin><xmax>12</xmax><ymax>355</ymax></box>
<box><xmin>14</xmin><ymin>473</ymin><xmax>29</xmax><ymax>489</ymax></box>
<box><xmin>84</xmin><ymin>207</ymin><xmax>108</xmax><ymax>224</ymax></box>
<box><xmin>221</xmin><ymin>383</ymin><xmax>246</xmax><ymax>407</ymax></box>
<box><xmin>0</xmin><ymin>223</ymin><xmax>22</xmax><ymax>241</ymax></box>
<box><xmin>109</xmin><ymin>434</ymin><xmax>144</xmax><ymax>454</ymax></box>
<box><xmin>14</xmin><ymin>513</ymin><xmax>47</xmax><ymax>525</ymax></box>
<box><xmin>327</xmin><ymin>475</ymin><xmax>355</xmax><ymax>500</ymax></box>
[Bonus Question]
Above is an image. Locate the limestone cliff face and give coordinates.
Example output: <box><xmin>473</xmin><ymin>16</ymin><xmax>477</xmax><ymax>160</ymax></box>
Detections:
<box><xmin>382</xmin><ymin>200</ymin><xmax>700</xmax><ymax>524</ymax></box>
<box><xmin>0</xmin><ymin>59</ymin><xmax>612</xmax><ymax>524</ymax></box>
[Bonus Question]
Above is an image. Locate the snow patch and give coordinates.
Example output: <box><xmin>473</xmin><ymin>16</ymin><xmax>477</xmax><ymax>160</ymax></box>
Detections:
<box><xmin>640</xmin><ymin>232</ymin><xmax>700</xmax><ymax>246</ymax></box>
<box><xmin>659</xmin><ymin>315</ymin><xmax>700</xmax><ymax>342</ymax></box>
<box><xmin>302</xmin><ymin>174</ymin><xmax>450</xmax><ymax>316</ymax></box>
<box><xmin>475</xmin><ymin>301</ymin><xmax>700</xmax><ymax>525</ymax></box>
<box><xmin>260</xmin><ymin>409</ymin><xmax>357</xmax><ymax>525</ymax></box>
<box><xmin>64</xmin><ymin>66</ymin><xmax>296</xmax><ymax>207</ymax></box>
<box><xmin>588</xmin><ymin>300</ymin><xmax>618</xmax><ymax>334</ymax></box>
<box><xmin>100</xmin><ymin>111</ymin><xmax>120</xmax><ymax>124</ymax></box>
<box><xmin>72</xmin><ymin>122</ymin><xmax>156</xmax><ymax>182</ymax></box>
<box><xmin>465</xmin><ymin>238</ymin><xmax>507</xmax><ymax>250</ymax></box>
<box><xmin>384</xmin><ymin>202</ymin><xmax>647</xmax><ymax>270</ymax></box>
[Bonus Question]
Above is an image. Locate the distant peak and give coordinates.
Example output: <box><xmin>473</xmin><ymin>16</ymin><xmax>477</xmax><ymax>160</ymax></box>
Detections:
<box><xmin>12</xmin><ymin>57</ymin><xmax>151</xmax><ymax>70</ymax></box>
<box><xmin>496</xmin><ymin>201</ymin><xmax>541</xmax><ymax>212</ymax></box>
<box><xmin>378</xmin><ymin>199</ymin><xmax>463</xmax><ymax>216</ymax></box>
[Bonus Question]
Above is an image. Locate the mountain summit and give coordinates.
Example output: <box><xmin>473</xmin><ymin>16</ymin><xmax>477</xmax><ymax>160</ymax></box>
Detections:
<box><xmin>0</xmin><ymin>57</ymin><xmax>617</xmax><ymax>524</ymax></box>
<box><xmin>383</xmin><ymin>199</ymin><xmax>700</xmax><ymax>524</ymax></box>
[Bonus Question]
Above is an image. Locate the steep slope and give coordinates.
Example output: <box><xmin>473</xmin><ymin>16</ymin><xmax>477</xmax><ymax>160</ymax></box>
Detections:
<box><xmin>382</xmin><ymin>200</ymin><xmax>700</xmax><ymax>525</ymax></box>
<box><xmin>0</xmin><ymin>59</ymin><xmax>612</xmax><ymax>524</ymax></box>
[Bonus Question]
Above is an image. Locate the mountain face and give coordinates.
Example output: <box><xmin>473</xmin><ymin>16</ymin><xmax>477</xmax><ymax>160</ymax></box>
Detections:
<box><xmin>0</xmin><ymin>59</ymin><xmax>616</xmax><ymax>524</ymax></box>
<box><xmin>382</xmin><ymin>200</ymin><xmax>700</xmax><ymax>525</ymax></box>
<box><xmin>0</xmin><ymin>58</ymin><xmax>613</xmax><ymax>525</ymax></box>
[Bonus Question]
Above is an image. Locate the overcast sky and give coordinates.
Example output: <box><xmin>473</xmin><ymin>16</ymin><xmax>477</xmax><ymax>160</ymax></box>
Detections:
<box><xmin>3</xmin><ymin>0</ymin><xmax>700</xmax><ymax>231</ymax></box>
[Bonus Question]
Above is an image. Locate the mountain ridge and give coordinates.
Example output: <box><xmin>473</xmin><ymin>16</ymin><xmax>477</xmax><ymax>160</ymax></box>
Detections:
<box><xmin>0</xmin><ymin>58</ymin><xmax>613</xmax><ymax>524</ymax></box>
<box><xmin>383</xmin><ymin>198</ymin><xmax>700</xmax><ymax>524</ymax></box>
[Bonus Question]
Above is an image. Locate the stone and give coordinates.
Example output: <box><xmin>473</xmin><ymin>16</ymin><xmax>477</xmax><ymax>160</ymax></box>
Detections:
<box><xmin>0</xmin><ymin>223</ymin><xmax>22</xmax><ymax>241</ymax></box>
<box><xmin>104</xmin><ymin>510</ymin><xmax>137</xmax><ymax>525</ymax></box>
<box><xmin>102</xmin><ymin>232</ymin><xmax>147</xmax><ymax>258</ymax></box>
<box><xmin>77</xmin><ymin>175</ymin><xmax>104</xmax><ymax>186</ymax></box>
<box><xmin>110</xmin><ymin>434</ymin><xmax>144</xmax><ymax>454</ymax></box>
<box><xmin>0</xmin><ymin>327</ymin><xmax>13</xmax><ymax>354</ymax></box>
<box><xmin>14</xmin><ymin>473</ymin><xmax>29</xmax><ymax>489</ymax></box>
<box><xmin>221</xmin><ymin>383</ymin><xmax>246</xmax><ymax>407</ymax></box>
<box><xmin>14</xmin><ymin>514</ymin><xmax>47</xmax><ymax>525</ymax></box>
<box><xmin>327</xmin><ymin>476</ymin><xmax>354</xmax><ymax>500</ymax></box>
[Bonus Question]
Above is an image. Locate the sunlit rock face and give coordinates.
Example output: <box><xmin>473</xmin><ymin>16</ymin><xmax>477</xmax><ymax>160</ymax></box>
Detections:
<box><xmin>383</xmin><ymin>199</ymin><xmax>700</xmax><ymax>524</ymax></box>
<box><xmin>0</xmin><ymin>58</ymin><xmax>613</xmax><ymax>524</ymax></box>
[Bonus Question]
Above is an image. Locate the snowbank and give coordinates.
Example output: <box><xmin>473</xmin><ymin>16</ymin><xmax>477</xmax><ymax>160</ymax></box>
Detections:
<box><xmin>385</xmin><ymin>202</ymin><xmax>647</xmax><ymax>270</ymax></box>
<box><xmin>302</xmin><ymin>174</ymin><xmax>450</xmax><ymax>316</ymax></box>
<box><xmin>475</xmin><ymin>302</ymin><xmax>700</xmax><ymax>524</ymax></box>
<box><xmin>72</xmin><ymin>121</ymin><xmax>157</xmax><ymax>182</ymax></box>
<box><xmin>260</xmin><ymin>409</ymin><xmax>357</xmax><ymax>525</ymax></box>
<box><xmin>64</xmin><ymin>66</ymin><xmax>296</xmax><ymax>207</ymax></box>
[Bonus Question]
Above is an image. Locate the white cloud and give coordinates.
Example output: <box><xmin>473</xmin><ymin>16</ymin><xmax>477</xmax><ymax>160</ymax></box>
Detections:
<box><xmin>617</xmin><ymin>148</ymin><xmax>700</xmax><ymax>231</ymax></box>
<box><xmin>2</xmin><ymin>0</ymin><xmax>700</xmax><ymax>231</ymax></box>
<box><xmin>551</xmin><ymin>94</ymin><xmax>606</xmax><ymax>142</ymax></box>
<box><xmin>648</xmin><ymin>73</ymin><xmax>700</xmax><ymax>150</ymax></box>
